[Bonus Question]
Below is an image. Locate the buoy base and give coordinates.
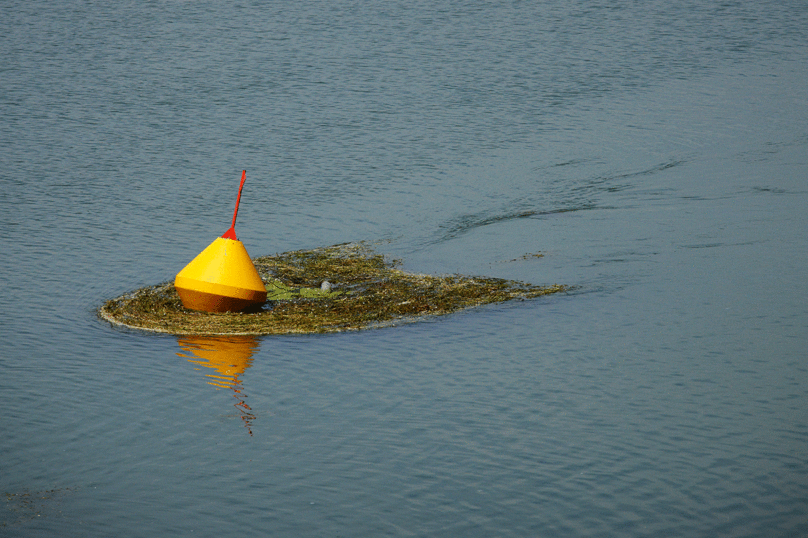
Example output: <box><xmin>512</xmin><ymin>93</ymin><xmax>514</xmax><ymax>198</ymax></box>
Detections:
<box><xmin>176</xmin><ymin>286</ymin><xmax>266</xmax><ymax>313</ymax></box>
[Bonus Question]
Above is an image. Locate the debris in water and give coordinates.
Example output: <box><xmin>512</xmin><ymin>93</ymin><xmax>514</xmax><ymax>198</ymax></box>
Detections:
<box><xmin>98</xmin><ymin>242</ymin><xmax>567</xmax><ymax>335</ymax></box>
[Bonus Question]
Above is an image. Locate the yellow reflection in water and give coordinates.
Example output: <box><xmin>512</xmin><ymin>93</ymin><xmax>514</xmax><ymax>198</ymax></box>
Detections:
<box><xmin>176</xmin><ymin>335</ymin><xmax>260</xmax><ymax>435</ymax></box>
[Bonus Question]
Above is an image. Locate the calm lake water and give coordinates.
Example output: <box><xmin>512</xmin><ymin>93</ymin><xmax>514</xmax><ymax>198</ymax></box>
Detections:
<box><xmin>1</xmin><ymin>1</ymin><xmax>807</xmax><ymax>536</ymax></box>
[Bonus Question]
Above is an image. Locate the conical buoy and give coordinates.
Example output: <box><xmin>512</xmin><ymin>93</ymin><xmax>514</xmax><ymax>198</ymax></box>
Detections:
<box><xmin>175</xmin><ymin>171</ymin><xmax>268</xmax><ymax>312</ymax></box>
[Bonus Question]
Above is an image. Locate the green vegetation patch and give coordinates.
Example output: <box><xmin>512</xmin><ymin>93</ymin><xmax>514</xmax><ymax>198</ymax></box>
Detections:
<box><xmin>98</xmin><ymin>242</ymin><xmax>567</xmax><ymax>335</ymax></box>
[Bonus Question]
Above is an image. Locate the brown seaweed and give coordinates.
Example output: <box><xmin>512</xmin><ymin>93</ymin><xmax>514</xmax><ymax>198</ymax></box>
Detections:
<box><xmin>98</xmin><ymin>242</ymin><xmax>567</xmax><ymax>335</ymax></box>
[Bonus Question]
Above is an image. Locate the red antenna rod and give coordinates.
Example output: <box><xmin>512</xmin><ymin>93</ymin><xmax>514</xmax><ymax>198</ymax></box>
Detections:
<box><xmin>222</xmin><ymin>170</ymin><xmax>247</xmax><ymax>240</ymax></box>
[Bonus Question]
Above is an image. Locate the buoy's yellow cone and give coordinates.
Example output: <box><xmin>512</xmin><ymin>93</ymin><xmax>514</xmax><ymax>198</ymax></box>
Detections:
<box><xmin>174</xmin><ymin>171</ymin><xmax>268</xmax><ymax>313</ymax></box>
<box><xmin>175</xmin><ymin>236</ymin><xmax>267</xmax><ymax>312</ymax></box>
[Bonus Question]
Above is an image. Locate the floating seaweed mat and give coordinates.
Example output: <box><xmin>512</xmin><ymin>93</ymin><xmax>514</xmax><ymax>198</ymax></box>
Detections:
<box><xmin>98</xmin><ymin>242</ymin><xmax>567</xmax><ymax>335</ymax></box>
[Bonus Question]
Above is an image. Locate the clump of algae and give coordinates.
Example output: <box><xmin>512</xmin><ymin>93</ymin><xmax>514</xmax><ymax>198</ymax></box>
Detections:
<box><xmin>98</xmin><ymin>242</ymin><xmax>567</xmax><ymax>335</ymax></box>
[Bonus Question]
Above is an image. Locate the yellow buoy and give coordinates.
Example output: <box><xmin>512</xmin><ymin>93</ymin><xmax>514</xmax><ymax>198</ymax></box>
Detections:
<box><xmin>174</xmin><ymin>171</ymin><xmax>268</xmax><ymax>312</ymax></box>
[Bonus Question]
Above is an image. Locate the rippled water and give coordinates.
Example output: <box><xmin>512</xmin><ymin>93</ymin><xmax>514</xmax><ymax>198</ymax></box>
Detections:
<box><xmin>2</xmin><ymin>1</ymin><xmax>807</xmax><ymax>536</ymax></box>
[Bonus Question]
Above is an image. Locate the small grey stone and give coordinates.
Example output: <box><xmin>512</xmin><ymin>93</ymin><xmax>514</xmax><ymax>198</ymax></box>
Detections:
<box><xmin>320</xmin><ymin>280</ymin><xmax>332</xmax><ymax>292</ymax></box>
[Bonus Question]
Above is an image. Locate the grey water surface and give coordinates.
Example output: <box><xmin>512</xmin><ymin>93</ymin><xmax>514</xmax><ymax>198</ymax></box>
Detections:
<box><xmin>1</xmin><ymin>1</ymin><xmax>807</xmax><ymax>536</ymax></box>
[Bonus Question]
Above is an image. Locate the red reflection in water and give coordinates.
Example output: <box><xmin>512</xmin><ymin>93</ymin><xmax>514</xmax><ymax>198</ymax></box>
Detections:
<box><xmin>176</xmin><ymin>335</ymin><xmax>260</xmax><ymax>436</ymax></box>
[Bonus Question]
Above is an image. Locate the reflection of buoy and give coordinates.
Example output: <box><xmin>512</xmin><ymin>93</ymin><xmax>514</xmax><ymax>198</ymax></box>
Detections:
<box><xmin>175</xmin><ymin>171</ymin><xmax>268</xmax><ymax>312</ymax></box>
<box><xmin>177</xmin><ymin>335</ymin><xmax>259</xmax><ymax>435</ymax></box>
<box><xmin>177</xmin><ymin>335</ymin><xmax>258</xmax><ymax>387</ymax></box>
